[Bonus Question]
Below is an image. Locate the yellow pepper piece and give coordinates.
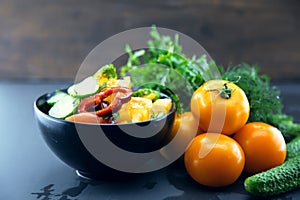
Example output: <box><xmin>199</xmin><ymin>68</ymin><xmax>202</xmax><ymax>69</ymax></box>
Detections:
<box><xmin>152</xmin><ymin>98</ymin><xmax>172</xmax><ymax>115</ymax></box>
<box><xmin>116</xmin><ymin>97</ymin><xmax>152</xmax><ymax>123</ymax></box>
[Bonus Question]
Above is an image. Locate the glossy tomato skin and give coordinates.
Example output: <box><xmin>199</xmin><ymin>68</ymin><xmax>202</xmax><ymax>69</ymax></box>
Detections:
<box><xmin>184</xmin><ymin>133</ymin><xmax>245</xmax><ymax>187</ymax></box>
<box><xmin>168</xmin><ymin>112</ymin><xmax>201</xmax><ymax>141</ymax></box>
<box><xmin>233</xmin><ymin>122</ymin><xmax>286</xmax><ymax>174</ymax></box>
<box><xmin>191</xmin><ymin>80</ymin><xmax>250</xmax><ymax>135</ymax></box>
<box><xmin>166</xmin><ymin>112</ymin><xmax>202</xmax><ymax>166</ymax></box>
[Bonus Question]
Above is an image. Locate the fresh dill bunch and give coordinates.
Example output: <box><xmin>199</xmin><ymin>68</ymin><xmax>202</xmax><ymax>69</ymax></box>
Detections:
<box><xmin>222</xmin><ymin>64</ymin><xmax>300</xmax><ymax>141</ymax></box>
<box><xmin>268</xmin><ymin>114</ymin><xmax>300</xmax><ymax>142</ymax></box>
<box><xmin>221</xmin><ymin>63</ymin><xmax>282</xmax><ymax>122</ymax></box>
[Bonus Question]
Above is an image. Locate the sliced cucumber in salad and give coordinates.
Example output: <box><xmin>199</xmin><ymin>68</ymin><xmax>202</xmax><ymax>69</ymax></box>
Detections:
<box><xmin>67</xmin><ymin>76</ymin><xmax>100</xmax><ymax>98</ymax></box>
<box><xmin>46</xmin><ymin>90</ymin><xmax>69</xmax><ymax>105</ymax></box>
<box><xmin>48</xmin><ymin>95</ymin><xmax>80</xmax><ymax>119</ymax></box>
<box><xmin>47</xmin><ymin>64</ymin><xmax>131</xmax><ymax>120</ymax></box>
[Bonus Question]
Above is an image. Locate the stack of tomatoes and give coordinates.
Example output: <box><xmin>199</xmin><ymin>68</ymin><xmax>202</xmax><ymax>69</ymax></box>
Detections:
<box><xmin>176</xmin><ymin>80</ymin><xmax>286</xmax><ymax>187</ymax></box>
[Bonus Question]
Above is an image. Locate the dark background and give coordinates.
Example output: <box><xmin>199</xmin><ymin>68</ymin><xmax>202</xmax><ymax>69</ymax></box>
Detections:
<box><xmin>0</xmin><ymin>0</ymin><xmax>299</xmax><ymax>81</ymax></box>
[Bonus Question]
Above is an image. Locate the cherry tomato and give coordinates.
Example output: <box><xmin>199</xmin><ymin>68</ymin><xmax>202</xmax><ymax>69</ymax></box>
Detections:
<box><xmin>191</xmin><ymin>80</ymin><xmax>250</xmax><ymax>135</ymax></box>
<box><xmin>184</xmin><ymin>133</ymin><xmax>245</xmax><ymax>187</ymax></box>
<box><xmin>233</xmin><ymin>122</ymin><xmax>286</xmax><ymax>174</ymax></box>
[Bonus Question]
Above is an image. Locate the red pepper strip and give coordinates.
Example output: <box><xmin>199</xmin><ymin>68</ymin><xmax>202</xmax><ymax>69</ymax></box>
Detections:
<box><xmin>77</xmin><ymin>95</ymin><xmax>99</xmax><ymax>113</ymax></box>
<box><xmin>78</xmin><ymin>87</ymin><xmax>132</xmax><ymax>117</ymax></box>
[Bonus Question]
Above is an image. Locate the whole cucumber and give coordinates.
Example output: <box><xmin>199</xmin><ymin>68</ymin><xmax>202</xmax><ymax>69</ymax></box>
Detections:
<box><xmin>244</xmin><ymin>155</ymin><xmax>300</xmax><ymax>196</ymax></box>
<box><xmin>286</xmin><ymin>136</ymin><xmax>300</xmax><ymax>159</ymax></box>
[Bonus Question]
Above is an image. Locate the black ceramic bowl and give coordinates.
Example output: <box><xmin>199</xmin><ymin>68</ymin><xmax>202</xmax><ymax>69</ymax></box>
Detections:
<box><xmin>34</xmin><ymin>89</ymin><xmax>176</xmax><ymax>180</ymax></box>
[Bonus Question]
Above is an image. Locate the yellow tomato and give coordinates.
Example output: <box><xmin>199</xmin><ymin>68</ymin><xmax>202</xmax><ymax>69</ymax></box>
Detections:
<box><xmin>191</xmin><ymin>80</ymin><xmax>250</xmax><ymax>135</ymax></box>
<box><xmin>184</xmin><ymin>133</ymin><xmax>245</xmax><ymax>187</ymax></box>
<box><xmin>168</xmin><ymin>112</ymin><xmax>202</xmax><ymax>141</ymax></box>
<box><xmin>233</xmin><ymin>122</ymin><xmax>286</xmax><ymax>174</ymax></box>
<box><xmin>160</xmin><ymin>112</ymin><xmax>200</xmax><ymax>164</ymax></box>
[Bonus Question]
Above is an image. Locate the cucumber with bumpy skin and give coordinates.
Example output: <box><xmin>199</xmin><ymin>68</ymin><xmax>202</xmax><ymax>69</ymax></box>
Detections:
<box><xmin>244</xmin><ymin>155</ymin><xmax>300</xmax><ymax>196</ymax></box>
<box><xmin>286</xmin><ymin>136</ymin><xmax>300</xmax><ymax>159</ymax></box>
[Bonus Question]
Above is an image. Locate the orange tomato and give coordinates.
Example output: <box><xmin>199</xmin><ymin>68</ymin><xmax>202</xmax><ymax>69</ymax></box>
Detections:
<box><xmin>191</xmin><ymin>80</ymin><xmax>250</xmax><ymax>135</ymax></box>
<box><xmin>161</xmin><ymin>112</ymin><xmax>201</xmax><ymax>166</ymax></box>
<box><xmin>165</xmin><ymin>112</ymin><xmax>201</xmax><ymax>154</ymax></box>
<box><xmin>233</xmin><ymin>122</ymin><xmax>286</xmax><ymax>174</ymax></box>
<box><xmin>168</xmin><ymin>112</ymin><xmax>201</xmax><ymax>141</ymax></box>
<box><xmin>184</xmin><ymin>133</ymin><xmax>245</xmax><ymax>187</ymax></box>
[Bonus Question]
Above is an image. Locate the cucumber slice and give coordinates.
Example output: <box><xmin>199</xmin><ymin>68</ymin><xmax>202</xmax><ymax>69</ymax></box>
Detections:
<box><xmin>47</xmin><ymin>90</ymin><xmax>68</xmax><ymax>105</ymax></box>
<box><xmin>68</xmin><ymin>76</ymin><xmax>99</xmax><ymax>98</ymax></box>
<box><xmin>48</xmin><ymin>95</ymin><xmax>80</xmax><ymax>119</ymax></box>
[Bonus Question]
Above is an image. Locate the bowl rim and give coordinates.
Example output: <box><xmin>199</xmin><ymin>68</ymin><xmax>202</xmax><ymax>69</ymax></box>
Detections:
<box><xmin>34</xmin><ymin>89</ymin><xmax>176</xmax><ymax>126</ymax></box>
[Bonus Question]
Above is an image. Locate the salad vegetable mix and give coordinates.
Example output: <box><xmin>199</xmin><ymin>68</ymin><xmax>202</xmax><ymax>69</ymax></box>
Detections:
<box><xmin>48</xmin><ymin>64</ymin><xmax>173</xmax><ymax>124</ymax></box>
<box><xmin>47</xmin><ymin>26</ymin><xmax>300</xmax><ymax>196</ymax></box>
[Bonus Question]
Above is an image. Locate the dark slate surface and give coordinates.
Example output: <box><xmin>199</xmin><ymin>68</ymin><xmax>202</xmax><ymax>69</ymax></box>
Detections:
<box><xmin>0</xmin><ymin>81</ymin><xmax>300</xmax><ymax>200</ymax></box>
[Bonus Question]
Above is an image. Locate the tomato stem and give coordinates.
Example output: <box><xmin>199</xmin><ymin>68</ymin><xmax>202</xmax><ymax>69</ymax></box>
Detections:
<box><xmin>208</xmin><ymin>76</ymin><xmax>241</xmax><ymax>100</ymax></box>
<box><xmin>219</xmin><ymin>83</ymin><xmax>232</xmax><ymax>99</ymax></box>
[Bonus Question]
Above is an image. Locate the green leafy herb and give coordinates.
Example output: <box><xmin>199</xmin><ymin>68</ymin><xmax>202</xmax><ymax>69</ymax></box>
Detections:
<box><xmin>132</xmin><ymin>88</ymin><xmax>161</xmax><ymax>101</ymax></box>
<box><xmin>93</xmin><ymin>64</ymin><xmax>118</xmax><ymax>80</ymax></box>
<box><xmin>148</xmin><ymin>25</ymin><xmax>182</xmax><ymax>58</ymax></box>
<box><xmin>222</xmin><ymin>64</ymin><xmax>282</xmax><ymax>122</ymax></box>
<box><xmin>222</xmin><ymin>64</ymin><xmax>300</xmax><ymax>141</ymax></box>
<box><xmin>268</xmin><ymin>114</ymin><xmax>300</xmax><ymax>142</ymax></box>
<box><xmin>120</xmin><ymin>26</ymin><xmax>219</xmax><ymax>113</ymax></box>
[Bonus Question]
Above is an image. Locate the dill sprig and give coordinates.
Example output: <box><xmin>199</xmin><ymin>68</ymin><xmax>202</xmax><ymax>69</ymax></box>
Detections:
<box><xmin>222</xmin><ymin>64</ymin><xmax>300</xmax><ymax>141</ymax></box>
<box><xmin>222</xmin><ymin>64</ymin><xmax>282</xmax><ymax>122</ymax></box>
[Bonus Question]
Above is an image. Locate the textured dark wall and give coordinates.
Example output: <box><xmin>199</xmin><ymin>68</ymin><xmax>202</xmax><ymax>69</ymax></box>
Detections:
<box><xmin>0</xmin><ymin>0</ymin><xmax>299</xmax><ymax>80</ymax></box>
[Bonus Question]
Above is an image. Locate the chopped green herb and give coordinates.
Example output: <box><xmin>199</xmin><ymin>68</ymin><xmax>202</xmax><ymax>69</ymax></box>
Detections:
<box><xmin>93</xmin><ymin>64</ymin><xmax>118</xmax><ymax>80</ymax></box>
<box><xmin>132</xmin><ymin>88</ymin><xmax>161</xmax><ymax>101</ymax></box>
